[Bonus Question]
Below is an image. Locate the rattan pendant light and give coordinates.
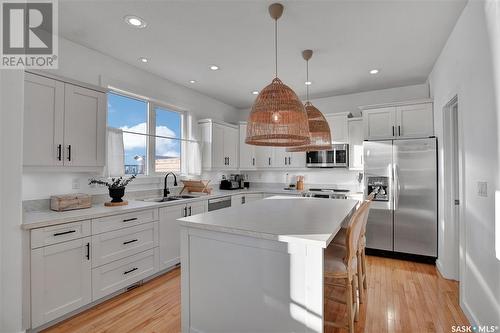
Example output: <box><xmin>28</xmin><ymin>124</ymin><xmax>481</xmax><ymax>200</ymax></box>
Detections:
<box><xmin>287</xmin><ymin>50</ymin><xmax>332</xmax><ymax>152</ymax></box>
<box><xmin>245</xmin><ymin>3</ymin><xmax>310</xmax><ymax>147</ymax></box>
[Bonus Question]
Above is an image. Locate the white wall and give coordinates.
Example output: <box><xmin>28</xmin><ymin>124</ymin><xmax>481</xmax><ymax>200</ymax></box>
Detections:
<box><xmin>23</xmin><ymin>37</ymin><xmax>241</xmax><ymax>200</ymax></box>
<box><xmin>0</xmin><ymin>70</ymin><xmax>25</xmax><ymax>333</ymax></box>
<box><xmin>238</xmin><ymin>83</ymin><xmax>429</xmax><ymax>119</ymax></box>
<box><xmin>428</xmin><ymin>0</ymin><xmax>500</xmax><ymax>326</ymax></box>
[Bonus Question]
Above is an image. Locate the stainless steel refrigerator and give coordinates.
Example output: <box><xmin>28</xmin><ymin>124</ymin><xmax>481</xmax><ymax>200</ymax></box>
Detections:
<box><xmin>363</xmin><ymin>138</ymin><xmax>437</xmax><ymax>257</ymax></box>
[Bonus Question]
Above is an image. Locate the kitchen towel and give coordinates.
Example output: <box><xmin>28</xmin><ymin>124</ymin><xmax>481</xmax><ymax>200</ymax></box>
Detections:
<box><xmin>107</xmin><ymin>127</ymin><xmax>125</xmax><ymax>176</ymax></box>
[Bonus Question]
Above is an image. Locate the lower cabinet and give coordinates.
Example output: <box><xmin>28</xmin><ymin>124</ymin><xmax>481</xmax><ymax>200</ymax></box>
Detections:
<box><xmin>31</xmin><ymin>237</ymin><xmax>92</xmax><ymax>328</ymax></box>
<box><xmin>159</xmin><ymin>201</ymin><xmax>207</xmax><ymax>270</ymax></box>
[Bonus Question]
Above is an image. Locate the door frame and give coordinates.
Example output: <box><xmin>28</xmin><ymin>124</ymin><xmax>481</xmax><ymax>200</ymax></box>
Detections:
<box><xmin>442</xmin><ymin>95</ymin><xmax>466</xmax><ymax>297</ymax></box>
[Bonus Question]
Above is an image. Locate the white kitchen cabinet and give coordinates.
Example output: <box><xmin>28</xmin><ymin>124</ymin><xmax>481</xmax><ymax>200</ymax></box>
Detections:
<box><xmin>232</xmin><ymin>193</ymin><xmax>264</xmax><ymax>206</ymax></box>
<box><xmin>31</xmin><ymin>237</ymin><xmax>92</xmax><ymax>328</ymax></box>
<box><xmin>362</xmin><ymin>107</ymin><xmax>396</xmax><ymax>140</ymax></box>
<box><xmin>325</xmin><ymin>112</ymin><xmax>350</xmax><ymax>143</ymax></box>
<box><xmin>256</xmin><ymin>146</ymin><xmax>274</xmax><ymax>168</ymax></box>
<box><xmin>239</xmin><ymin>123</ymin><xmax>256</xmax><ymax>169</ymax></box>
<box><xmin>23</xmin><ymin>73</ymin><xmax>65</xmax><ymax>166</ymax></box>
<box><xmin>396</xmin><ymin>103</ymin><xmax>434</xmax><ymax>138</ymax></box>
<box><xmin>200</xmin><ymin>119</ymin><xmax>239</xmax><ymax>170</ymax></box>
<box><xmin>348</xmin><ymin>118</ymin><xmax>364</xmax><ymax>170</ymax></box>
<box><xmin>362</xmin><ymin>101</ymin><xmax>434</xmax><ymax>140</ymax></box>
<box><xmin>159</xmin><ymin>200</ymin><xmax>207</xmax><ymax>270</ymax></box>
<box><xmin>23</xmin><ymin>72</ymin><xmax>106</xmax><ymax>168</ymax></box>
<box><xmin>273</xmin><ymin>148</ymin><xmax>305</xmax><ymax>168</ymax></box>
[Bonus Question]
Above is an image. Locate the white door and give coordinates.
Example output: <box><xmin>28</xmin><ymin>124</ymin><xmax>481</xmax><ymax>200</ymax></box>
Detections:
<box><xmin>23</xmin><ymin>73</ymin><xmax>65</xmax><ymax>166</ymax></box>
<box><xmin>188</xmin><ymin>200</ymin><xmax>208</xmax><ymax>216</ymax></box>
<box><xmin>212</xmin><ymin>123</ymin><xmax>225</xmax><ymax>168</ymax></box>
<box><xmin>363</xmin><ymin>107</ymin><xmax>397</xmax><ymax>140</ymax></box>
<box><xmin>274</xmin><ymin>148</ymin><xmax>287</xmax><ymax>168</ymax></box>
<box><xmin>239</xmin><ymin>124</ymin><xmax>256</xmax><ymax>169</ymax></box>
<box><xmin>31</xmin><ymin>237</ymin><xmax>92</xmax><ymax>328</ymax></box>
<box><xmin>159</xmin><ymin>204</ymin><xmax>185</xmax><ymax>270</ymax></box>
<box><xmin>396</xmin><ymin>103</ymin><xmax>434</xmax><ymax>138</ymax></box>
<box><xmin>288</xmin><ymin>152</ymin><xmax>306</xmax><ymax>168</ymax></box>
<box><xmin>348</xmin><ymin>118</ymin><xmax>364</xmax><ymax>170</ymax></box>
<box><xmin>326</xmin><ymin>114</ymin><xmax>349</xmax><ymax>143</ymax></box>
<box><xmin>224</xmin><ymin>126</ymin><xmax>239</xmax><ymax>169</ymax></box>
<box><xmin>256</xmin><ymin>146</ymin><xmax>274</xmax><ymax>168</ymax></box>
<box><xmin>64</xmin><ymin>84</ymin><xmax>106</xmax><ymax>167</ymax></box>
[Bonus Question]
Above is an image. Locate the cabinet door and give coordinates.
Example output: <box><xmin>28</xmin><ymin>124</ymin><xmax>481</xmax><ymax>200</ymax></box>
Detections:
<box><xmin>64</xmin><ymin>84</ymin><xmax>106</xmax><ymax>167</ymax></box>
<box><xmin>224</xmin><ymin>126</ymin><xmax>239</xmax><ymax>169</ymax></box>
<box><xmin>159</xmin><ymin>204</ymin><xmax>185</xmax><ymax>270</ymax></box>
<box><xmin>239</xmin><ymin>124</ymin><xmax>256</xmax><ymax>169</ymax></box>
<box><xmin>326</xmin><ymin>114</ymin><xmax>349</xmax><ymax>143</ymax></box>
<box><xmin>288</xmin><ymin>152</ymin><xmax>305</xmax><ymax>168</ymax></box>
<box><xmin>273</xmin><ymin>148</ymin><xmax>287</xmax><ymax>168</ymax></box>
<box><xmin>188</xmin><ymin>200</ymin><xmax>208</xmax><ymax>216</ymax></box>
<box><xmin>31</xmin><ymin>237</ymin><xmax>91</xmax><ymax>328</ymax></box>
<box><xmin>212</xmin><ymin>123</ymin><xmax>225</xmax><ymax>168</ymax></box>
<box><xmin>363</xmin><ymin>107</ymin><xmax>396</xmax><ymax>140</ymax></box>
<box><xmin>256</xmin><ymin>146</ymin><xmax>274</xmax><ymax>168</ymax></box>
<box><xmin>396</xmin><ymin>103</ymin><xmax>434</xmax><ymax>138</ymax></box>
<box><xmin>348</xmin><ymin>119</ymin><xmax>364</xmax><ymax>170</ymax></box>
<box><xmin>23</xmin><ymin>73</ymin><xmax>65</xmax><ymax>166</ymax></box>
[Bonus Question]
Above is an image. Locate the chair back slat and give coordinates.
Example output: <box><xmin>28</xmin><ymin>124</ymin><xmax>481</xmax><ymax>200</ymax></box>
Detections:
<box><xmin>344</xmin><ymin>201</ymin><xmax>369</xmax><ymax>265</ymax></box>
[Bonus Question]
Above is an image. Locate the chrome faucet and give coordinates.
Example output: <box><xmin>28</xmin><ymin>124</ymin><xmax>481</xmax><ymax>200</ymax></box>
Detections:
<box><xmin>163</xmin><ymin>172</ymin><xmax>178</xmax><ymax>198</ymax></box>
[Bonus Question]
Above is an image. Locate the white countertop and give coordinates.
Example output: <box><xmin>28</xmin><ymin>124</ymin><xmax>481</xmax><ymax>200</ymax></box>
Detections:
<box><xmin>178</xmin><ymin>196</ymin><xmax>358</xmax><ymax>247</ymax></box>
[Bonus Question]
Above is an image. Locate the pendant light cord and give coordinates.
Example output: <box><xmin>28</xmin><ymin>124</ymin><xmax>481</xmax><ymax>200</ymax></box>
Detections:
<box><xmin>275</xmin><ymin>19</ymin><xmax>278</xmax><ymax>78</ymax></box>
<box><xmin>306</xmin><ymin>59</ymin><xmax>309</xmax><ymax>102</ymax></box>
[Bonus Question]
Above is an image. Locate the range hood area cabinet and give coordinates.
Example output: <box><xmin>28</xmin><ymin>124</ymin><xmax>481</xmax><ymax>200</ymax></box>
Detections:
<box><xmin>361</xmin><ymin>100</ymin><xmax>434</xmax><ymax>140</ymax></box>
<box><xmin>23</xmin><ymin>72</ymin><xmax>106</xmax><ymax>169</ymax></box>
<box><xmin>325</xmin><ymin>112</ymin><xmax>350</xmax><ymax>143</ymax></box>
<box><xmin>199</xmin><ymin>119</ymin><xmax>239</xmax><ymax>170</ymax></box>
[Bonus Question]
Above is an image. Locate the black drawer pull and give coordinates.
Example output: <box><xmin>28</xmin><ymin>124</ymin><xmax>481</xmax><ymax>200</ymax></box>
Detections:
<box><xmin>122</xmin><ymin>218</ymin><xmax>138</xmax><ymax>222</ymax></box>
<box><xmin>124</xmin><ymin>267</ymin><xmax>138</xmax><ymax>275</ymax></box>
<box><xmin>86</xmin><ymin>242</ymin><xmax>90</xmax><ymax>260</ymax></box>
<box><xmin>53</xmin><ymin>230</ymin><xmax>76</xmax><ymax>237</ymax></box>
<box><xmin>123</xmin><ymin>239</ymin><xmax>138</xmax><ymax>245</ymax></box>
<box><xmin>57</xmin><ymin>144</ymin><xmax>62</xmax><ymax>161</ymax></box>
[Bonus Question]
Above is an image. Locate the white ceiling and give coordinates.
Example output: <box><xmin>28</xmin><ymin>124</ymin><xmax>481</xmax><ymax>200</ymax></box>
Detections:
<box><xmin>59</xmin><ymin>0</ymin><xmax>466</xmax><ymax>109</ymax></box>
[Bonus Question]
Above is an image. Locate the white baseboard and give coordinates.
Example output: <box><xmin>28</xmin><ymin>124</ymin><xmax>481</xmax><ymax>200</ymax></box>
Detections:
<box><xmin>461</xmin><ymin>299</ymin><xmax>479</xmax><ymax>327</ymax></box>
<box><xmin>436</xmin><ymin>258</ymin><xmax>459</xmax><ymax>281</ymax></box>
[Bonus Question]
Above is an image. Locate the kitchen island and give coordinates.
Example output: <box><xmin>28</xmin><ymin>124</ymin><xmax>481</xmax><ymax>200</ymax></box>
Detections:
<box><xmin>178</xmin><ymin>196</ymin><xmax>358</xmax><ymax>333</ymax></box>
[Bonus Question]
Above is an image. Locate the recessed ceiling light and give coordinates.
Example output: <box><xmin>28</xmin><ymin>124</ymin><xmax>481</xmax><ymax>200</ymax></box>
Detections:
<box><xmin>305</xmin><ymin>81</ymin><xmax>312</xmax><ymax>85</ymax></box>
<box><xmin>369</xmin><ymin>69</ymin><xmax>379</xmax><ymax>74</ymax></box>
<box><xmin>124</xmin><ymin>15</ymin><xmax>147</xmax><ymax>28</ymax></box>
<box><xmin>252</xmin><ymin>90</ymin><xmax>259</xmax><ymax>95</ymax></box>
<box><xmin>189</xmin><ymin>80</ymin><xmax>196</xmax><ymax>84</ymax></box>
<box><xmin>209</xmin><ymin>65</ymin><xmax>219</xmax><ymax>71</ymax></box>
<box><xmin>139</xmin><ymin>57</ymin><xmax>148</xmax><ymax>63</ymax></box>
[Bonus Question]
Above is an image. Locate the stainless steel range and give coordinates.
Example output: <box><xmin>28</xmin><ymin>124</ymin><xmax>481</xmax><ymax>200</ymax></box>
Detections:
<box><xmin>302</xmin><ymin>188</ymin><xmax>349</xmax><ymax>199</ymax></box>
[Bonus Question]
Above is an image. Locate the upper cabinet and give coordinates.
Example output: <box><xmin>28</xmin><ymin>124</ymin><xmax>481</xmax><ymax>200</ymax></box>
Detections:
<box><xmin>239</xmin><ymin>123</ymin><xmax>256</xmax><ymax>170</ymax></box>
<box><xmin>361</xmin><ymin>101</ymin><xmax>434</xmax><ymax>140</ymax></box>
<box><xmin>325</xmin><ymin>112</ymin><xmax>350</xmax><ymax>143</ymax></box>
<box><xmin>23</xmin><ymin>72</ymin><xmax>106</xmax><ymax>168</ymax></box>
<box><xmin>200</xmin><ymin>119</ymin><xmax>239</xmax><ymax>170</ymax></box>
<box><xmin>348</xmin><ymin>118</ymin><xmax>364</xmax><ymax>170</ymax></box>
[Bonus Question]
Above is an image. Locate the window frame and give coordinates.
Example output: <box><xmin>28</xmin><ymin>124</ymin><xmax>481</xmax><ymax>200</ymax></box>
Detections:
<box><xmin>107</xmin><ymin>88</ymin><xmax>188</xmax><ymax>177</ymax></box>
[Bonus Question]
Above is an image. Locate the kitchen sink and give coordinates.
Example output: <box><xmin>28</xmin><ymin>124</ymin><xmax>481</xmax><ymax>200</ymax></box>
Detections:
<box><xmin>141</xmin><ymin>195</ymin><xmax>197</xmax><ymax>202</ymax></box>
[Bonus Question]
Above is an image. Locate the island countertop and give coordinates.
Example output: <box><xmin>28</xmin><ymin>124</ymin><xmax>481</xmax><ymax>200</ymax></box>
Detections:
<box><xmin>178</xmin><ymin>196</ymin><xmax>358</xmax><ymax>248</ymax></box>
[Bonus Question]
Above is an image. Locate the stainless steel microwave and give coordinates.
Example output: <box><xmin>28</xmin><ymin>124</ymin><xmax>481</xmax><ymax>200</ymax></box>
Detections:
<box><xmin>306</xmin><ymin>144</ymin><xmax>349</xmax><ymax>168</ymax></box>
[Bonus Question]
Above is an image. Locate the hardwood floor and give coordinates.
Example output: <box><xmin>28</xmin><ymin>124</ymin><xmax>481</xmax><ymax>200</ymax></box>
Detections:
<box><xmin>43</xmin><ymin>256</ymin><xmax>468</xmax><ymax>333</ymax></box>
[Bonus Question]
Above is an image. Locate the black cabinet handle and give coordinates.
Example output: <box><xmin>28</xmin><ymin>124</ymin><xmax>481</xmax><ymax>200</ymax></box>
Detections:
<box><xmin>123</xmin><ymin>239</ymin><xmax>138</xmax><ymax>245</ymax></box>
<box><xmin>284</xmin><ymin>157</ymin><xmax>287</xmax><ymax>165</ymax></box>
<box><xmin>189</xmin><ymin>206</ymin><xmax>192</xmax><ymax>216</ymax></box>
<box><xmin>252</xmin><ymin>157</ymin><xmax>255</xmax><ymax>166</ymax></box>
<box><xmin>288</xmin><ymin>157</ymin><xmax>291</xmax><ymax>165</ymax></box>
<box><xmin>57</xmin><ymin>144</ymin><xmax>62</xmax><ymax>161</ymax></box>
<box><xmin>124</xmin><ymin>267</ymin><xmax>138</xmax><ymax>275</ymax></box>
<box><xmin>268</xmin><ymin>157</ymin><xmax>271</xmax><ymax>166</ymax></box>
<box><xmin>67</xmin><ymin>145</ymin><xmax>72</xmax><ymax>161</ymax></box>
<box><xmin>242</xmin><ymin>196</ymin><xmax>245</xmax><ymax>204</ymax></box>
<box><xmin>86</xmin><ymin>242</ymin><xmax>90</xmax><ymax>260</ymax></box>
<box><xmin>123</xmin><ymin>217</ymin><xmax>138</xmax><ymax>222</ymax></box>
<box><xmin>184</xmin><ymin>207</ymin><xmax>187</xmax><ymax>217</ymax></box>
<box><xmin>53</xmin><ymin>230</ymin><xmax>76</xmax><ymax>237</ymax></box>
<box><xmin>392</xmin><ymin>126</ymin><xmax>395</xmax><ymax>137</ymax></box>
<box><xmin>398</xmin><ymin>125</ymin><xmax>401</xmax><ymax>136</ymax></box>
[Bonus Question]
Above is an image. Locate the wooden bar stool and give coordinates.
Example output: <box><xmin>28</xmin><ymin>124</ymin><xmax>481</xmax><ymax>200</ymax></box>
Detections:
<box><xmin>324</xmin><ymin>201</ymin><xmax>370</xmax><ymax>333</ymax></box>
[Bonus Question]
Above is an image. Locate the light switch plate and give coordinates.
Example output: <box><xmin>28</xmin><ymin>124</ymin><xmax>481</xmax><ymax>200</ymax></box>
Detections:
<box><xmin>477</xmin><ymin>181</ymin><xmax>488</xmax><ymax>197</ymax></box>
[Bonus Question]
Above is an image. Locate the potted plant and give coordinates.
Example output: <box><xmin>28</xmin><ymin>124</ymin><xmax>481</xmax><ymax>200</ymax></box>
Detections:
<box><xmin>88</xmin><ymin>175</ymin><xmax>136</xmax><ymax>203</ymax></box>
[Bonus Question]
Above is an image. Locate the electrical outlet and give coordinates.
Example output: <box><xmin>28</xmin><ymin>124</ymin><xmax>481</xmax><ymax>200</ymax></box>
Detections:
<box><xmin>477</xmin><ymin>181</ymin><xmax>488</xmax><ymax>197</ymax></box>
<box><xmin>72</xmin><ymin>178</ymin><xmax>80</xmax><ymax>190</ymax></box>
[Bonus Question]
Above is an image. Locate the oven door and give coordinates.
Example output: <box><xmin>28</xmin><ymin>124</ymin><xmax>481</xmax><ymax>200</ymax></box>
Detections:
<box><xmin>306</xmin><ymin>150</ymin><xmax>335</xmax><ymax>167</ymax></box>
<box><xmin>334</xmin><ymin>144</ymin><xmax>349</xmax><ymax>167</ymax></box>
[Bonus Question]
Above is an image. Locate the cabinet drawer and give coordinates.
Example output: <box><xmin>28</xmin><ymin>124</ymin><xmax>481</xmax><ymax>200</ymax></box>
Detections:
<box><xmin>92</xmin><ymin>248</ymin><xmax>159</xmax><ymax>300</ymax></box>
<box><xmin>92</xmin><ymin>222</ymin><xmax>158</xmax><ymax>268</ymax></box>
<box><xmin>31</xmin><ymin>220</ymin><xmax>91</xmax><ymax>249</ymax></box>
<box><xmin>92</xmin><ymin>209</ymin><xmax>158</xmax><ymax>234</ymax></box>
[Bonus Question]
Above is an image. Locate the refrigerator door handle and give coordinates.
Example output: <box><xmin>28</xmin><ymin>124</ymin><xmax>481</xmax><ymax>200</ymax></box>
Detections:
<box><xmin>394</xmin><ymin>163</ymin><xmax>400</xmax><ymax>210</ymax></box>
